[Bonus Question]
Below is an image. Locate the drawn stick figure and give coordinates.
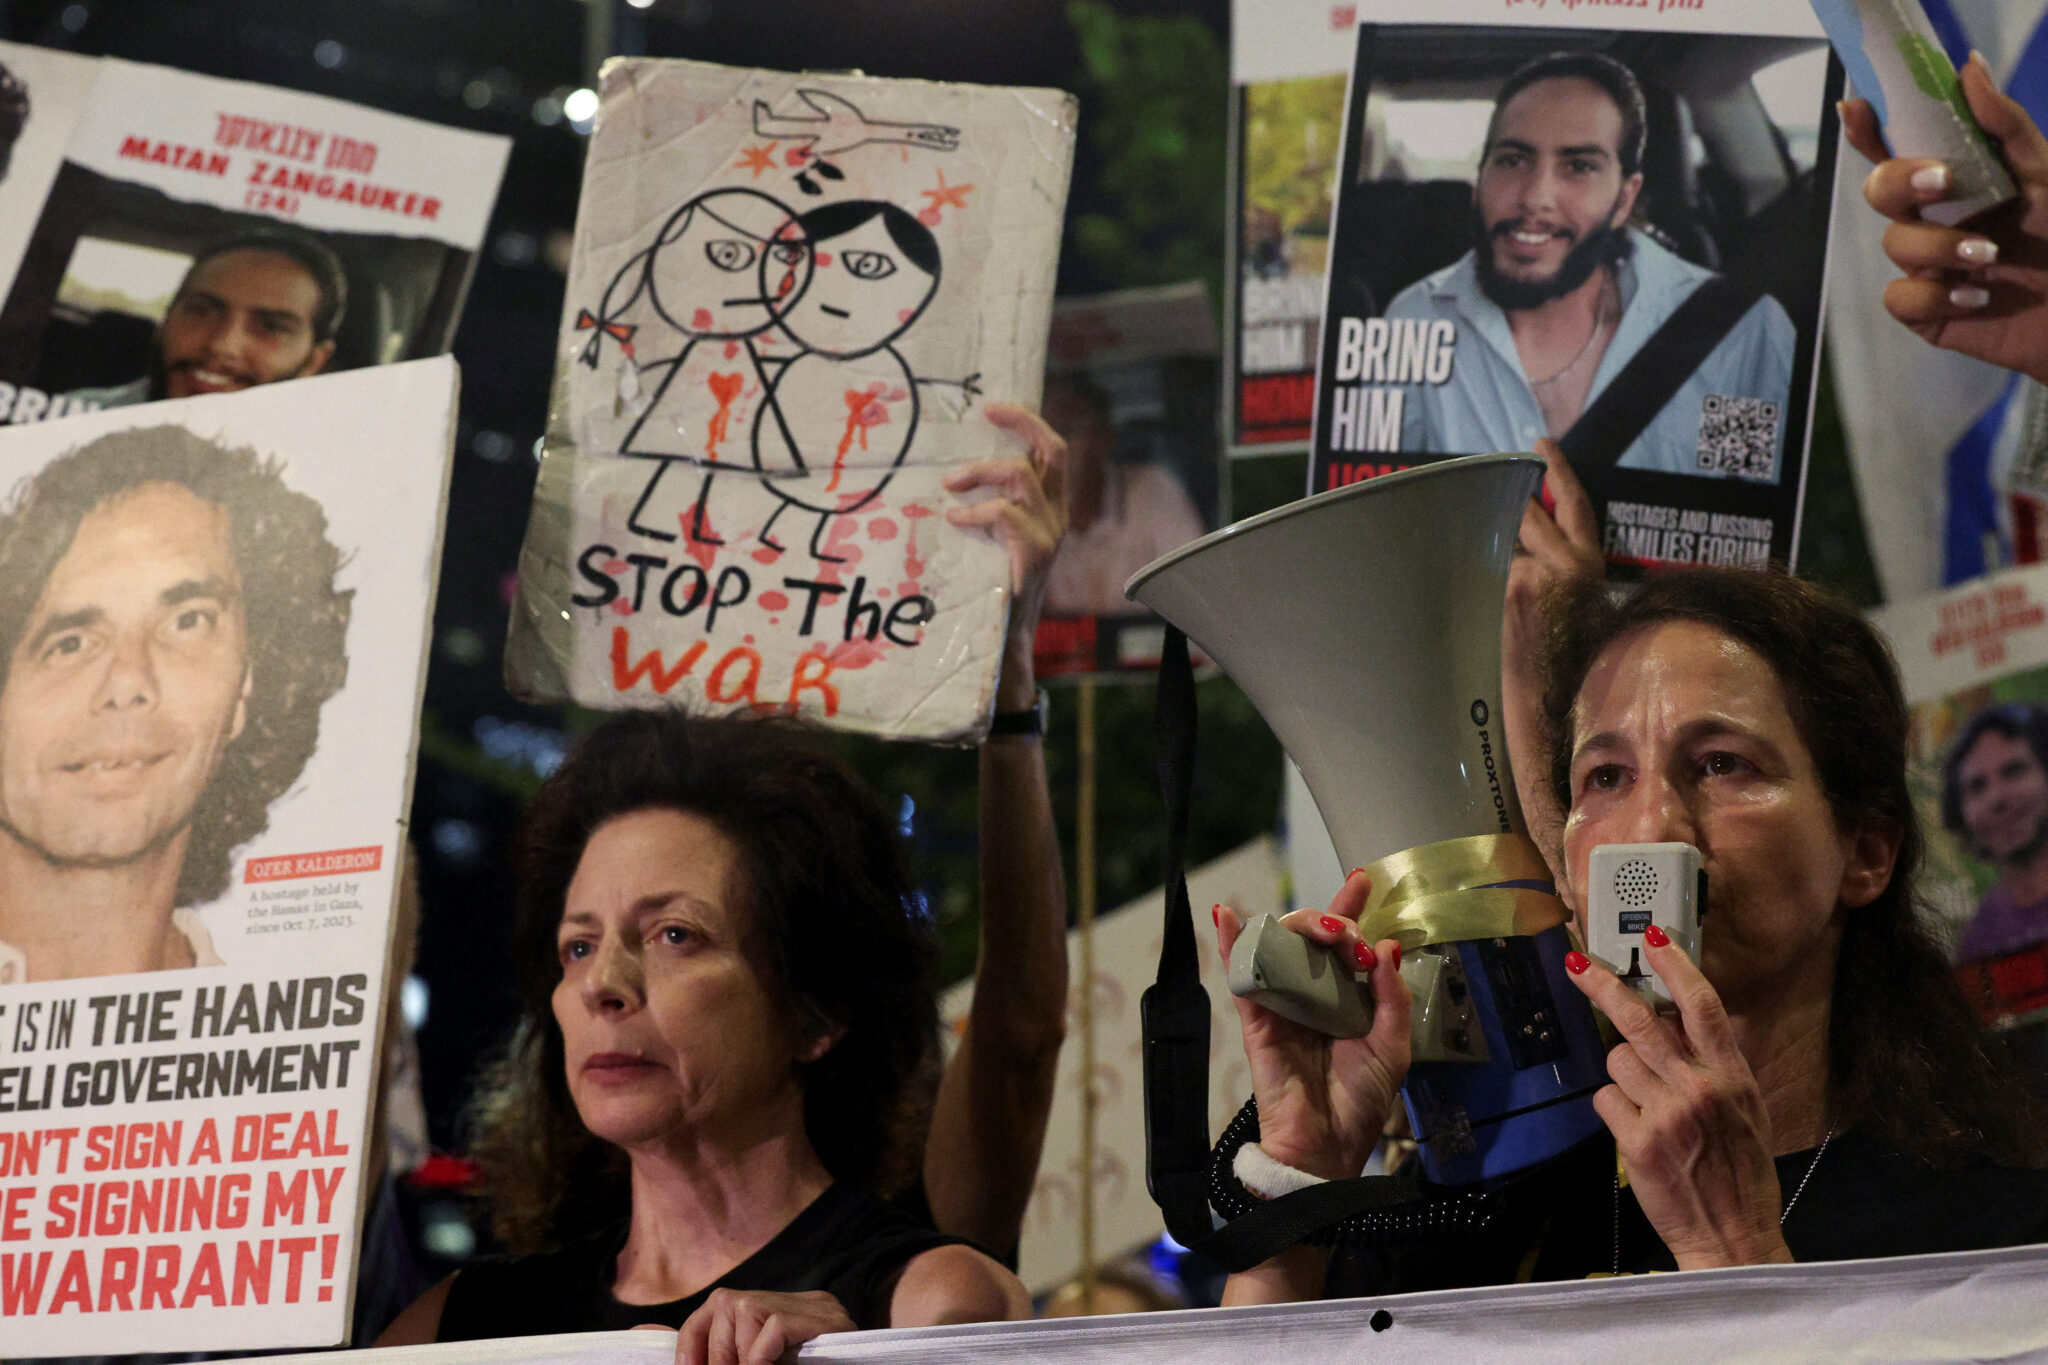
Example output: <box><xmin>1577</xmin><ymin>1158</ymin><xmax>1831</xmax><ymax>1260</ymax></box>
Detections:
<box><xmin>579</xmin><ymin>187</ymin><xmax>812</xmax><ymax>544</ymax></box>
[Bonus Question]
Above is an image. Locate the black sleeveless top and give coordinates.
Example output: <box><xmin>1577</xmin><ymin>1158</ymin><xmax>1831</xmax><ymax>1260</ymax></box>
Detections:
<box><xmin>436</xmin><ymin>1183</ymin><xmax>964</xmax><ymax>1340</ymax></box>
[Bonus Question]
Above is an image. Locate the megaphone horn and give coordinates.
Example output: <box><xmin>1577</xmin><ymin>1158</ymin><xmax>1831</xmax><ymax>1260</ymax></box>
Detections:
<box><xmin>1128</xmin><ymin>454</ymin><xmax>1607</xmax><ymax>1185</ymax></box>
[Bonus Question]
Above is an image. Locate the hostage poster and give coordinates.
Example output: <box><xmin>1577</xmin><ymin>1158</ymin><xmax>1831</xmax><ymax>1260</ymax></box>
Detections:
<box><xmin>0</xmin><ymin>358</ymin><xmax>456</xmax><ymax>1354</ymax></box>
<box><xmin>1308</xmin><ymin>0</ymin><xmax>1840</xmax><ymax>574</ymax></box>
<box><xmin>1873</xmin><ymin>564</ymin><xmax>2048</xmax><ymax>1043</ymax></box>
<box><xmin>1227</xmin><ymin>0</ymin><xmax>1349</xmax><ymax>453</ymax></box>
<box><xmin>0</xmin><ymin>51</ymin><xmax>508</xmax><ymax>426</ymax></box>
<box><xmin>503</xmin><ymin>60</ymin><xmax>1075</xmax><ymax>742</ymax></box>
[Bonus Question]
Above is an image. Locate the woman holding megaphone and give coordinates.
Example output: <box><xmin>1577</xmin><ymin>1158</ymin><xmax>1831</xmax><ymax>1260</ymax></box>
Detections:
<box><xmin>1219</xmin><ymin>449</ymin><xmax>2048</xmax><ymax>1300</ymax></box>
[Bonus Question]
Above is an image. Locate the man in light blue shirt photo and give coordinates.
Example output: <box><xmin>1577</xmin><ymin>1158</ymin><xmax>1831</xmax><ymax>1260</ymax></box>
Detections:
<box><xmin>1382</xmin><ymin>52</ymin><xmax>1795</xmax><ymax>482</ymax></box>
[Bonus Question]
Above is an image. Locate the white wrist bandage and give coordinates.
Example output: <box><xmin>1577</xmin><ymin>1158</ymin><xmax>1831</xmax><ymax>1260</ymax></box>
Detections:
<box><xmin>1233</xmin><ymin>1142</ymin><xmax>1331</xmax><ymax>1200</ymax></box>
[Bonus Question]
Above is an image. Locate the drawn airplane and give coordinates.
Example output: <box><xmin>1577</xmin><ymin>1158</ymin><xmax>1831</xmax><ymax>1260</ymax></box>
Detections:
<box><xmin>751</xmin><ymin>89</ymin><xmax>960</xmax><ymax>159</ymax></box>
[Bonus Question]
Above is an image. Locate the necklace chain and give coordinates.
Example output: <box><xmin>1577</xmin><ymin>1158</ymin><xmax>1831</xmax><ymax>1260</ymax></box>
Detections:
<box><xmin>1777</xmin><ymin>1117</ymin><xmax>1836</xmax><ymax>1226</ymax></box>
<box><xmin>1608</xmin><ymin>1118</ymin><xmax>1836</xmax><ymax>1275</ymax></box>
<box><xmin>1528</xmin><ymin>273</ymin><xmax>1618</xmax><ymax>388</ymax></box>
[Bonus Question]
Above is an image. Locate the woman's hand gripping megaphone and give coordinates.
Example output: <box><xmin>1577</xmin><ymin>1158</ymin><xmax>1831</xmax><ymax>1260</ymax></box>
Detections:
<box><xmin>1213</xmin><ymin>869</ymin><xmax>1412</xmax><ymax>1184</ymax></box>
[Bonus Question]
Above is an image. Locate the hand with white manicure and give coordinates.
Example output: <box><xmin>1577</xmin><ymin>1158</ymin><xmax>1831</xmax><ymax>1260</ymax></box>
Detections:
<box><xmin>1843</xmin><ymin>52</ymin><xmax>2048</xmax><ymax>384</ymax></box>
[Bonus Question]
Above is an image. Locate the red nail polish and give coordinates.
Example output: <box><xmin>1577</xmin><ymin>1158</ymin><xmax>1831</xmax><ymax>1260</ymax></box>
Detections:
<box><xmin>1352</xmin><ymin>941</ymin><xmax>1377</xmax><ymax>971</ymax></box>
<box><xmin>1348</xmin><ymin>867</ymin><xmax>1368</xmax><ymax>880</ymax></box>
<box><xmin>1644</xmin><ymin>924</ymin><xmax>1671</xmax><ymax>948</ymax></box>
<box><xmin>1211</xmin><ymin>904</ymin><xmax>1223</xmax><ymax>928</ymax></box>
<box><xmin>1565</xmin><ymin>950</ymin><xmax>1590</xmax><ymax>975</ymax></box>
<box><xmin>1390</xmin><ymin>943</ymin><xmax>1402</xmax><ymax>970</ymax></box>
<box><xmin>1319</xmin><ymin>916</ymin><xmax>1346</xmax><ymax>935</ymax></box>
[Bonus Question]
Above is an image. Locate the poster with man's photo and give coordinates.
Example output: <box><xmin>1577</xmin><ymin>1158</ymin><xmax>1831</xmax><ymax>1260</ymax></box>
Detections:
<box><xmin>0</xmin><ymin>52</ymin><xmax>508</xmax><ymax>425</ymax></box>
<box><xmin>0</xmin><ymin>358</ymin><xmax>456</xmax><ymax>1355</ymax></box>
<box><xmin>1873</xmin><ymin>564</ymin><xmax>2048</xmax><ymax>1054</ymax></box>
<box><xmin>1310</xmin><ymin>0</ymin><xmax>1839</xmax><ymax>574</ymax></box>
<box><xmin>503</xmin><ymin>60</ymin><xmax>1074</xmax><ymax>741</ymax></box>
<box><xmin>1231</xmin><ymin>71</ymin><xmax>1345</xmax><ymax>452</ymax></box>
<box><xmin>0</xmin><ymin>42</ymin><xmax>97</xmax><ymax>310</ymax></box>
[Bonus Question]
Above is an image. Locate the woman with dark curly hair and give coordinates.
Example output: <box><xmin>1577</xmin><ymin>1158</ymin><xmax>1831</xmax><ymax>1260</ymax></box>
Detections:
<box><xmin>380</xmin><ymin>406</ymin><xmax>1070</xmax><ymax>1359</ymax></box>
<box><xmin>1218</xmin><ymin>563</ymin><xmax>2048</xmax><ymax>1301</ymax></box>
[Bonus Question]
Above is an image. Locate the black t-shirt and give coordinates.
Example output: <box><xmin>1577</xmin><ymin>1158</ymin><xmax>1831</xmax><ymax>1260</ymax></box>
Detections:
<box><xmin>436</xmin><ymin>1183</ymin><xmax>964</xmax><ymax>1341</ymax></box>
<box><xmin>1328</xmin><ymin>1129</ymin><xmax>2048</xmax><ymax>1295</ymax></box>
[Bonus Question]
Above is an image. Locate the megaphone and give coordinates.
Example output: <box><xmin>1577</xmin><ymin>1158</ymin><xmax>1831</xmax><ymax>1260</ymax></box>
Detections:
<box><xmin>1128</xmin><ymin>454</ymin><xmax>1606</xmax><ymax>1186</ymax></box>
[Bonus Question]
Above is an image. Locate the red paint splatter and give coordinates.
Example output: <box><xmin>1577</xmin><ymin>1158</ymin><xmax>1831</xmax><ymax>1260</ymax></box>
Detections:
<box><xmin>759</xmin><ymin>590</ymin><xmax>790</xmax><ymax>611</ymax></box>
<box><xmin>831</xmin><ymin>383</ymin><xmax>892</xmax><ymax>490</ymax></box>
<box><xmin>815</xmin><ymin>252</ymin><xmax>834</xmax><ymax>268</ymax></box>
<box><xmin>683</xmin><ymin>509</ymin><xmax>719</xmax><ymax>571</ymax></box>
<box><xmin>723</xmin><ymin>340</ymin><xmax>741</xmax><ymax>360</ymax></box>
<box><xmin>902</xmin><ymin>503</ymin><xmax>934</xmax><ymax>519</ymax></box>
<box><xmin>705</xmin><ymin>371</ymin><xmax>745</xmax><ymax>458</ymax></box>
<box><xmin>752</xmin><ymin>546</ymin><xmax>781</xmax><ymax>565</ymax></box>
<box><xmin>692</xmin><ymin>307</ymin><xmax>713</xmax><ymax>330</ymax></box>
<box><xmin>876</xmin><ymin>586</ymin><xmax>891</xmax><ymax>599</ymax></box>
<box><xmin>603</xmin><ymin>557</ymin><xmax>629</xmax><ymax>574</ymax></box>
<box><xmin>899</xmin><ymin>581</ymin><xmax>921</xmax><ymax>598</ymax></box>
<box><xmin>917</xmin><ymin>207</ymin><xmax>941</xmax><ymax>227</ymax></box>
<box><xmin>868</xmin><ymin>518</ymin><xmax>899</xmax><ymax>541</ymax></box>
<box><xmin>785</xmin><ymin>146</ymin><xmax>810</xmax><ymax>166</ymax></box>
<box><xmin>611</xmin><ymin>598</ymin><xmax>635</xmax><ymax>616</ymax></box>
<box><xmin>897</xmin><ymin>309</ymin><xmax>914</xmax><ymax>323</ymax></box>
<box><xmin>828</xmin><ymin>639</ymin><xmax>887</xmax><ymax>669</ymax></box>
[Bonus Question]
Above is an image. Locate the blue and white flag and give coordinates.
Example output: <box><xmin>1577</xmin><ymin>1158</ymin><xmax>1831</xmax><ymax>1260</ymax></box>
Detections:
<box><xmin>1829</xmin><ymin>0</ymin><xmax>2048</xmax><ymax>594</ymax></box>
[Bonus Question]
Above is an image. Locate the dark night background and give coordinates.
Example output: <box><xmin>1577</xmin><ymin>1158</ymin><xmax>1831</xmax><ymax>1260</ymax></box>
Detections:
<box><xmin>0</xmin><ymin>0</ymin><xmax>1883</xmax><ymax>1287</ymax></box>
<box><xmin>0</xmin><ymin>0</ymin><xmax>1260</xmax><ymax>1165</ymax></box>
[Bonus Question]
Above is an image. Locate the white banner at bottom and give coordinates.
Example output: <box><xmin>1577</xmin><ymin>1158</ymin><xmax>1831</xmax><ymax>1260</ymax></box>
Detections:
<box><xmin>272</xmin><ymin>1243</ymin><xmax>2048</xmax><ymax>1365</ymax></box>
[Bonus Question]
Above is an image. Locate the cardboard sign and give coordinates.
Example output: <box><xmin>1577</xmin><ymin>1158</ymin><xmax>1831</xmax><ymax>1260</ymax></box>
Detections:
<box><xmin>0</xmin><ymin>359</ymin><xmax>457</xmax><ymax>1354</ymax></box>
<box><xmin>0</xmin><ymin>44</ymin><xmax>508</xmax><ymax>425</ymax></box>
<box><xmin>505</xmin><ymin>61</ymin><xmax>1075</xmax><ymax>742</ymax></box>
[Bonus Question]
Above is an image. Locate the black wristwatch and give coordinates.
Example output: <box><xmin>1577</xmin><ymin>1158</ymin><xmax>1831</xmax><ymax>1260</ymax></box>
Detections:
<box><xmin>988</xmin><ymin>685</ymin><xmax>1049</xmax><ymax>737</ymax></box>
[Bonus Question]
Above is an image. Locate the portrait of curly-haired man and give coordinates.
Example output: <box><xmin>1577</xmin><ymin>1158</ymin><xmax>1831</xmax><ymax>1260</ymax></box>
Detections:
<box><xmin>0</xmin><ymin>424</ymin><xmax>349</xmax><ymax>982</ymax></box>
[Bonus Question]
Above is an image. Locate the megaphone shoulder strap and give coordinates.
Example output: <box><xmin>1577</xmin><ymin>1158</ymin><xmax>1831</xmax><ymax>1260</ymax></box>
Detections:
<box><xmin>1141</xmin><ymin>625</ymin><xmax>1216</xmax><ymax>1250</ymax></box>
<box><xmin>1141</xmin><ymin>627</ymin><xmax>1494</xmax><ymax>1270</ymax></box>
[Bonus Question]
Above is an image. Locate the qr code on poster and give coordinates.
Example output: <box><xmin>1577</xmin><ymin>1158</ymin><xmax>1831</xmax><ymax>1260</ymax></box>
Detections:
<box><xmin>1696</xmin><ymin>394</ymin><xmax>1782</xmax><ymax>481</ymax></box>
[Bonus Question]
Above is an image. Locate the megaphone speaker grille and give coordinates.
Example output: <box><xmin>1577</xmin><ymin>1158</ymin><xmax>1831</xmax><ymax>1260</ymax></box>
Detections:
<box><xmin>1613</xmin><ymin>858</ymin><xmax>1660</xmax><ymax>907</ymax></box>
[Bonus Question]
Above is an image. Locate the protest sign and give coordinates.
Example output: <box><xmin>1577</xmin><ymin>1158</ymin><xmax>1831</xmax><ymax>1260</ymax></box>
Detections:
<box><xmin>1872</xmin><ymin>563</ymin><xmax>2048</xmax><ymax>1034</ymax></box>
<box><xmin>503</xmin><ymin>60</ymin><xmax>1075</xmax><ymax>742</ymax></box>
<box><xmin>1034</xmin><ymin>282</ymin><xmax>1216</xmax><ymax>676</ymax></box>
<box><xmin>1225</xmin><ymin>0</ymin><xmax>1350</xmax><ymax>454</ymax></box>
<box><xmin>0</xmin><ymin>42</ymin><xmax>96</xmax><ymax>310</ymax></box>
<box><xmin>0</xmin><ymin>357</ymin><xmax>456</xmax><ymax>1353</ymax></box>
<box><xmin>0</xmin><ymin>49</ymin><xmax>507</xmax><ymax>425</ymax></box>
<box><xmin>1309</xmin><ymin>0</ymin><xmax>1839</xmax><ymax>574</ymax></box>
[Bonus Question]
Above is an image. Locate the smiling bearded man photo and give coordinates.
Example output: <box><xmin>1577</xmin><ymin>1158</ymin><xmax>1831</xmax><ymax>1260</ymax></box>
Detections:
<box><xmin>0</xmin><ymin>425</ymin><xmax>350</xmax><ymax>982</ymax></box>
<box><xmin>66</xmin><ymin>231</ymin><xmax>348</xmax><ymax>411</ymax></box>
<box><xmin>1381</xmin><ymin>51</ymin><xmax>1796</xmax><ymax>480</ymax></box>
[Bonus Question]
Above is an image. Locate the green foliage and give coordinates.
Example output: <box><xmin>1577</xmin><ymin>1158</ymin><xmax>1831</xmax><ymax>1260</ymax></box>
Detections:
<box><xmin>1242</xmin><ymin>75</ymin><xmax>1346</xmax><ymax>238</ymax></box>
<box><xmin>1065</xmin><ymin>0</ymin><xmax>1228</xmax><ymax>296</ymax></box>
